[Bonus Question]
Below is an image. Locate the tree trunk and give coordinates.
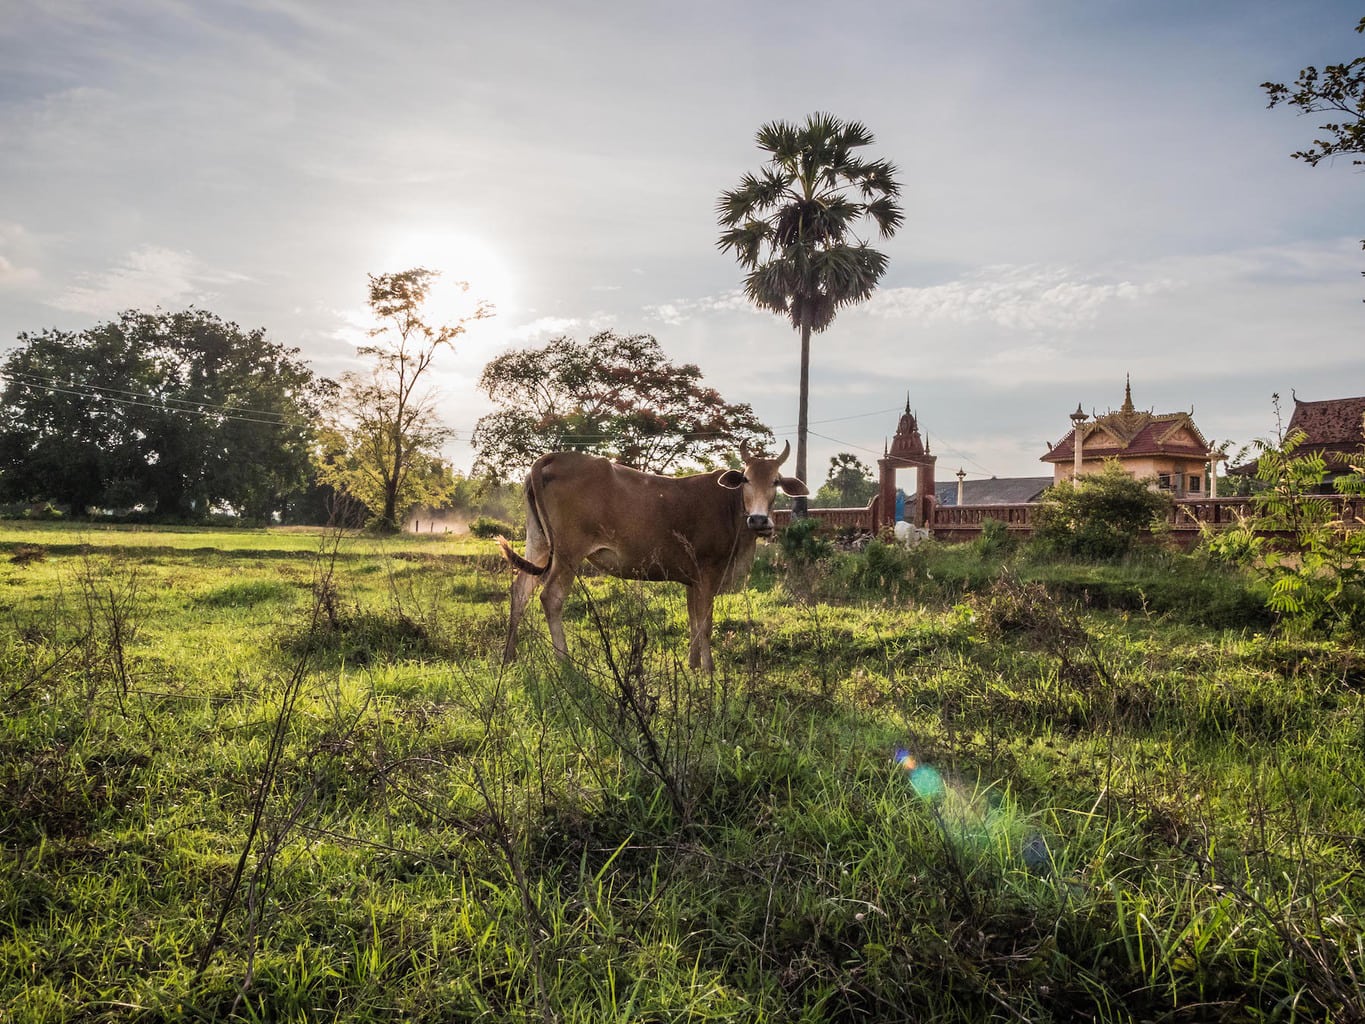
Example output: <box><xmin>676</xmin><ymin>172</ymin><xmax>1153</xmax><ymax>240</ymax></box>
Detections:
<box><xmin>378</xmin><ymin>438</ymin><xmax>402</xmax><ymax>532</ymax></box>
<box><xmin>793</xmin><ymin>319</ymin><xmax>811</xmax><ymax>519</ymax></box>
<box><xmin>379</xmin><ymin>483</ymin><xmax>400</xmax><ymax>533</ymax></box>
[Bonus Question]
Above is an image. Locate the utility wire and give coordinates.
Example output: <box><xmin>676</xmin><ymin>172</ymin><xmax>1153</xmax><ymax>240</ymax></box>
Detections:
<box><xmin>4</xmin><ymin>371</ymin><xmax>292</xmax><ymax>417</ymax></box>
<box><xmin>0</xmin><ymin>370</ymin><xmax>297</xmax><ymax>428</ymax></box>
<box><xmin>6</xmin><ymin>370</ymin><xmax>1001</xmax><ymax>474</ymax></box>
<box><xmin>808</xmin><ymin>428</ymin><xmax>1000</xmax><ymax>479</ymax></box>
<box><xmin>1</xmin><ymin>368</ymin><xmax>294</xmax><ymax>422</ymax></box>
<box><xmin>2</xmin><ymin>369</ymin><xmax>905</xmax><ymax>439</ymax></box>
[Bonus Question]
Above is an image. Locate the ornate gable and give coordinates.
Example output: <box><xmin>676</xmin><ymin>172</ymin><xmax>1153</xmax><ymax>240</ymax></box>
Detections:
<box><xmin>1042</xmin><ymin>377</ymin><xmax>1214</xmax><ymax>464</ymax></box>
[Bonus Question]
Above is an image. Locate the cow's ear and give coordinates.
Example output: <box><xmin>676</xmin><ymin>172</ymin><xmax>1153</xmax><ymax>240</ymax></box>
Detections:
<box><xmin>777</xmin><ymin>476</ymin><xmax>809</xmax><ymax>497</ymax></box>
<box><xmin>717</xmin><ymin>470</ymin><xmax>747</xmax><ymax>489</ymax></box>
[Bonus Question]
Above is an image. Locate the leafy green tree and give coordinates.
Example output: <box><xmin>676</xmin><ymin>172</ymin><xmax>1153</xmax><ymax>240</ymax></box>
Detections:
<box><xmin>812</xmin><ymin>452</ymin><xmax>877</xmax><ymax>507</ymax></box>
<box><xmin>1203</xmin><ymin>423</ymin><xmax>1365</xmax><ymax>634</ymax></box>
<box><xmin>1031</xmin><ymin>461</ymin><xmax>1172</xmax><ymax>559</ymax></box>
<box><xmin>0</xmin><ymin>310</ymin><xmax>326</xmax><ymax>519</ymax></box>
<box><xmin>1263</xmin><ymin>17</ymin><xmax>1365</xmax><ymax>267</ymax></box>
<box><xmin>1263</xmin><ymin>17</ymin><xmax>1365</xmax><ymax>166</ymax></box>
<box><xmin>471</xmin><ymin>330</ymin><xmax>771</xmax><ymax>479</ymax></box>
<box><xmin>319</xmin><ymin>268</ymin><xmax>491</xmax><ymax>531</ymax></box>
<box><xmin>717</xmin><ymin>112</ymin><xmax>903</xmax><ymax>515</ymax></box>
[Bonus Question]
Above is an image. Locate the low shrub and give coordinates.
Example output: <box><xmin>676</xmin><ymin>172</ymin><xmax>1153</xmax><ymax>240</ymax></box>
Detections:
<box><xmin>469</xmin><ymin>515</ymin><xmax>519</xmax><ymax>540</ymax></box>
<box><xmin>777</xmin><ymin>517</ymin><xmax>833</xmax><ymax>564</ymax></box>
<box><xmin>973</xmin><ymin>517</ymin><xmax>1014</xmax><ymax>557</ymax></box>
<box><xmin>1031</xmin><ymin>462</ymin><xmax>1172</xmax><ymax>559</ymax></box>
<box><xmin>21</xmin><ymin>503</ymin><xmax>64</xmax><ymax>521</ymax></box>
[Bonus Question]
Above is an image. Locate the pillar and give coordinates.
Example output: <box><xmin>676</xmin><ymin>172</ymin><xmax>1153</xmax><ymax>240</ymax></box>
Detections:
<box><xmin>1070</xmin><ymin>403</ymin><xmax>1087</xmax><ymax>482</ymax></box>
<box><xmin>917</xmin><ymin>461</ymin><xmax>935</xmax><ymax>527</ymax></box>
<box><xmin>877</xmin><ymin>458</ymin><xmax>896</xmax><ymax>532</ymax></box>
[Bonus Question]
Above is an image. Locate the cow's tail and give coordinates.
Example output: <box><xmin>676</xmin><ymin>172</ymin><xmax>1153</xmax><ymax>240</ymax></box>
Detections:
<box><xmin>497</xmin><ymin>536</ymin><xmax>546</xmax><ymax>575</ymax></box>
<box><xmin>497</xmin><ymin>460</ymin><xmax>551</xmax><ymax>576</ymax></box>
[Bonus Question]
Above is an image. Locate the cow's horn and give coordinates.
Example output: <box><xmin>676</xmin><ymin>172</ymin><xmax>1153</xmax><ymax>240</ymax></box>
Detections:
<box><xmin>776</xmin><ymin>440</ymin><xmax>790</xmax><ymax>467</ymax></box>
<box><xmin>739</xmin><ymin>439</ymin><xmax>751</xmax><ymax>462</ymax></box>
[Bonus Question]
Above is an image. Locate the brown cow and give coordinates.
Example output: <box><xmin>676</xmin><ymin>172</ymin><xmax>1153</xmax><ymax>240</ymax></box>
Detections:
<box><xmin>497</xmin><ymin>441</ymin><xmax>807</xmax><ymax>672</ymax></box>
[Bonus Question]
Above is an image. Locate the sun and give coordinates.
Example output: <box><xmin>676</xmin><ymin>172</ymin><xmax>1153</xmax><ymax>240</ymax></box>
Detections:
<box><xmin>377</xmin><ymin>228</ymin><xmax>515</xmax><ymax>333</ymax></box>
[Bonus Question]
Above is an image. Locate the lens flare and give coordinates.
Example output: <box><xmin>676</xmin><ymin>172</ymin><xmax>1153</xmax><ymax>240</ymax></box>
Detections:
<box><xmin>891</xmin><ymin>748</ymin><xmax>1055</xmax><ymax>873</ymax></box>
<box><xmin>893</xmin><ymin>749</ymin><xmax>947</xmax><ymax>801</ymax></box>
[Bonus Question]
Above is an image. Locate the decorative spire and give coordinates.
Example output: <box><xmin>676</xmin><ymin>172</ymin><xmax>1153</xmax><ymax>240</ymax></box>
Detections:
<box><xmin>1121</xmin><ymin>373</ymin><xmax>1135</xmax><ymax>415</ymax></box>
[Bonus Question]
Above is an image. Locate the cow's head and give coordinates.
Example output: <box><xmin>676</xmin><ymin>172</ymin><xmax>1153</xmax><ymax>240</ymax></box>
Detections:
<box><xmin>718</xmin><ymin>440</ymin><xmax>809</xmax><ymax>536</ymax></box>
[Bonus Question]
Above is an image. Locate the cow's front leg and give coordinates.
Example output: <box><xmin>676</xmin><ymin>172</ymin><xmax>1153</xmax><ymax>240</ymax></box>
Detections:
<box><xmin>685</xmin><ymin>583</ymin><xmax>717</xmax><ymax>673</ymax></box>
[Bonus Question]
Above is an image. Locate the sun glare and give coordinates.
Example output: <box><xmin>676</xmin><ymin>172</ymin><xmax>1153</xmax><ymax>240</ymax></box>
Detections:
<box><xmin>378</xmin><ymin>228</ymin><xmax>515</xmax><ymax>336</ymax></box>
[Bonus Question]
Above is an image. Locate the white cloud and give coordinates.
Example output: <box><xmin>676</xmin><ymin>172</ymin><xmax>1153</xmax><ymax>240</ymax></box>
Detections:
<box><xmin>507</xmin><ymin>315</ymin><xmax>583</xmax><ymax>341</ymax></box>
<box><xmin>0</xmin><ymin>222</ymin><xmax>42</xmax><ymax>291</ymax></box>
<box><xmin>49</xmin><ymin>246</ymin><xmax>246</xmax><ymax>315</ymax></box>
<box><xmin>0</xmin><ymin>255</ymin><xmax>40</xmax><ymax>290</ymax></box>
<box><xmin>506</xmin><ymin>313</ymin><xmax>617</xmax><ymax>344</ymax></box>
<box><xmin>645</xmin><ymin>289</ymin><xmax>760</xmax><ymax>325</ymax></box>
<box><xmin>646</xmin><ymin>302</ymin><xmax>686</xmax><ymax>326</ymax></box>
<box><xmin>868</xmin><ymin>265</ymin><xmax>1180</xmax><ymax>333</ymax></box>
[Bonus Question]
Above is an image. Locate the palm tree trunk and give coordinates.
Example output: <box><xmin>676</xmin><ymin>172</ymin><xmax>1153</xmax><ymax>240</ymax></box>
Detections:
<box><xmin>794</xmin><ymin>319</ymin><xmax>811</xmax><ymax>518</ymax></box>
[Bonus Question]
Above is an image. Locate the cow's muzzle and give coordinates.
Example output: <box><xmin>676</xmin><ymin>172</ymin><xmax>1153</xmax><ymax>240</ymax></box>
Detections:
<box><xmin>747</xmin><ymin>514</ymin><xmax>773</xmax><ymax>535</ymax></box>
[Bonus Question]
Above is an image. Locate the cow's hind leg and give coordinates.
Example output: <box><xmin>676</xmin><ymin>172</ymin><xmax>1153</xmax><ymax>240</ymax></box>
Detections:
<box><xmin>685</xmin><ymin>583</ymin><xmax>717</xmax><ymax>673</ymax></box>
<box><xmin>504</xmin><ymin>570</ymin><xmax>538</xmax><ymax>664</ymax></box>
<box><xmin>539</xmin><ymin>564</ymin><xmax>577</xmax><ymax>663</ymax></box>
<box><xmin>503</xmin><ymin>523</ymin><xmax>551</xmax><ymax>664</ymax></box>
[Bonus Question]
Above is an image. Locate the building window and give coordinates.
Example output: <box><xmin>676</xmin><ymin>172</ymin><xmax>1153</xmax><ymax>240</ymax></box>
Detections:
<box><xmin>1189</xmin><ymin>474</ymin><xmax>1201</xmax><ymax>492</ymax></box>
<box><xmin>1157</xmin><ymin>473</ymin><xmax>1172</xmax><ymax>490</ymax></box>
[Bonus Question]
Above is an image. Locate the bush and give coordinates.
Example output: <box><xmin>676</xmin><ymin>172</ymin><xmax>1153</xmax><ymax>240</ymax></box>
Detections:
<box><xmin>21</xmin><ymin>503</ymin><xmax>64</xmax><ymax>521</ymax></box>
<box><xmin>469</xmin><ymin>515</ymin><xmax>519</xmax><ymax>540</ymax></box>
<box><xmin>1202</xmin><ymin>426</ymin><xmax>1365</xmax><ymax>635</ymax></box>
<box><xmin>778</xmin><ymin>516</ymin><xmax>833</xmax><ymax>564</ymax></box>
<box><xmin>1031</xmin><ymin>462</ymin><xmax>1171</xmax><ymax>559</ymax></box>
<box><xmin>973</xmin><ymin>517</ymin><xmax>1014</xmax><ymax>557</ymax></box>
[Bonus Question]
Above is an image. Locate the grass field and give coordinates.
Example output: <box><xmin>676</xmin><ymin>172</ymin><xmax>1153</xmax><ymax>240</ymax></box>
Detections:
<box><xmin>2</xmin><ymin>521</ymin><xmax>1363</xmax><ymax>1022</ymax></box>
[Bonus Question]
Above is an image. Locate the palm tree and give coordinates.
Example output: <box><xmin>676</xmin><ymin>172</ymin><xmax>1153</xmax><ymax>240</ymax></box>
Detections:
<box><xmin>717</xmin><ymin>112</ymin><xmax>903</xmax><ymax>516</ymax></box>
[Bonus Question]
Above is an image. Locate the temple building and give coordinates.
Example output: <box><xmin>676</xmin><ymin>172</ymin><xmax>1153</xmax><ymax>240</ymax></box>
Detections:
<box><xmin>877</xmin><ymin>399</ymin><xmax>936</xmax><ymax>527</ymax></box>
<box><xmin>1234</xmin><ymin>393</ymin><xmax>1365</xmax><ymax>491</ymax></box>
<box><xmin>1041</xmin><ymin>378</ymin><xmax>1219</xmax><ymax>498</ymax></box>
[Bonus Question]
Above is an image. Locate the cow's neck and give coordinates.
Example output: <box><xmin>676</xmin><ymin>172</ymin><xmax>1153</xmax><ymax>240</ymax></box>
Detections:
<box><xmin>718</xmin><ymin>489</ymin><xmax>761</xmax><ymax>590</ymax></box>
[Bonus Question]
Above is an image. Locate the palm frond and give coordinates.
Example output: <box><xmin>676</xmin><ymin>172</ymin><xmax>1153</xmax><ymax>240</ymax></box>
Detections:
<box><xmin>719</xmin><ymin>112</ymin><xmax>902</xmax><ymax>334</ymax></box>
<box><xmin>745</xmin><ymin>260</ymin><xmax>801</xmax><ymax>316</ymax></box>
<box><xmin>811</xmin><ymin>244</ymin><xmax>889</xmax><ymax>313</ymax></box>
<box><xmin>864</xmin><ymin>195</ymin><xmax>905</xmax><ymax>238</ymax></box>
<box><xmin>716</xmin><ymin>169</ymin><xmax>793</xmax><ymax>225</ymax></box>
<box><xmin>755</xmin><ymin>119</ymin><xmax>803</xmax><ymax>162</ymax></box>
<box><xmin>856</xmin><ymin>158</ymin><xmax>903</xmax><ymax>197</ymax></box>
<box><xmin>717</xmin><ymin>221</ymin><xmax>774</xmax><ymax>268</ymax></box>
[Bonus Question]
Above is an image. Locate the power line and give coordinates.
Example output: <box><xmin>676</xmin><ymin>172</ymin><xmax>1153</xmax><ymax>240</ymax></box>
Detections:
<box><xmin>4</xmin><ymin>368</ymin><xmax>970</xmax><ymax>469</ymax></box>
<box><xmin>2</xmin><ymin>368</ymin><xmax>294</xmax><ymax>422</ymax></box>
<box><xmin>0</xmin><ymin>370</ymin><xmax>298</xmax><ymax>428</ymax></box>
<box><xmin>808</xmin><ymin>428</ymin><xmax>1000</xmax><ymax>479</ymax></box>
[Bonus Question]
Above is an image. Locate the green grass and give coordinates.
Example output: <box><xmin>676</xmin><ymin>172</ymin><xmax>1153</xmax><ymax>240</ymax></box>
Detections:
<box><xmin>2</xmin><ymin>523</ymin><xmax>1362</xmax><ymax>1022</ymax></box>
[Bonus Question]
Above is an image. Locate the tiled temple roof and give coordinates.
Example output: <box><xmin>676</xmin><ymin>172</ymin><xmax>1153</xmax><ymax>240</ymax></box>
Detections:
<box><xmin>1285</xmin><ymin>395</ymin><xmax>1365</xmax><ymax>468</ymax></box>
<box><xmin>1042</xmin><ymin>378</ymin><xmax>1213</xmax><ymax>465</ymax></box>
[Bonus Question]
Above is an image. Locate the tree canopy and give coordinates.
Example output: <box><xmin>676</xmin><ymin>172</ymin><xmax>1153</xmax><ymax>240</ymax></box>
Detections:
<box><xmin>1262</xmin><ymin>17</ymin><xmax>1365</xmax><ymax>167</ymax></box>
<box><xmin>317</xmin><ymin>268</ymin><xmax>492</xmax><ymax>531</ymax></box>
<box><xmin>812</xmin><ymin>452</ymin><xmax>878</xmax><ymax>508</ymax></box>
<box><xmin>1263</xmin><ymin>16</ymin><xmax>1365</xmax><ymax>274</ymax></box>
<box><xmin>0</xmin><ymin>309</ymin><xmax>327</xmax><ymax>519</ymax></box>
<box><xmin>472</xmin><ymin>331</ymin><xmax>772</xmax><ymax>480</ymax></box>
<box><xmin>717</xmin><ymin>112</ymin><xmax>903</xmax><ymax>514</ymax></box>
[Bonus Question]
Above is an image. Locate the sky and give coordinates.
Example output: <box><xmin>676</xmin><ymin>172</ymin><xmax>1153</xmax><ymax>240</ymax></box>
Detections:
<box><xmin>1</xmin><ymin>0</ymin><xmax>1362</xmax><ymax>486</ymax></box>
